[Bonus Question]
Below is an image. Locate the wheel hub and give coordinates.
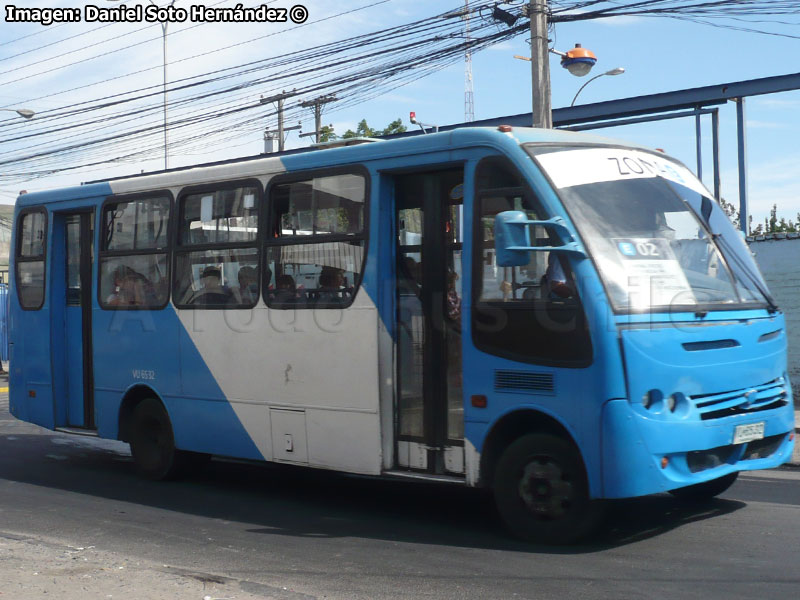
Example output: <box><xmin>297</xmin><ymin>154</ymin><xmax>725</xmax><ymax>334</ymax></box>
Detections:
<box><xmin>518</xmin><ymin>458</ymin><xmax>574</xmax><ymax>518</ymax></box>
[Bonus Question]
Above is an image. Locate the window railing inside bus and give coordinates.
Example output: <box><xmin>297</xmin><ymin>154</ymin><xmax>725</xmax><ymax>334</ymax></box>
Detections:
<box><xmin>266</xmin><ymin>171</ymin><xmax>367</xmax><ymax>309</ymax></box>
<box><xmin>173</xmin><ymin>181</ymin><xmax>261</xmax><ymax>309</ymax></box>
<box><xmin>99</xmin><ymin>195</ymin><xmax>171</xmax><ymax>310</ymax></box>
<box><xmin>15</xmin><ymin>209</ymin><xmax>47</xmax><ymax>310</ymax></box>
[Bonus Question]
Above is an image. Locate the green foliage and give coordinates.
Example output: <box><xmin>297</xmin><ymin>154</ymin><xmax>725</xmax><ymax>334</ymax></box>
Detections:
<box><xmin>319</xmin><ymin>124</ymin><xmax>337</xmax><ymax>143</ymax></box>
<box><xmin>328</xmin><ymin>118</ymin><xmax>408</xmax><ymax>141</ymax></box>
<box><xmin>719</xmin><ymin>199</ymin><xmax>798</xmax><ymax>235</ymax></box>
<box><xmin>381</xmin><ymin>118</ymin><xmax>408</xmax><ymax>136</ymax></box>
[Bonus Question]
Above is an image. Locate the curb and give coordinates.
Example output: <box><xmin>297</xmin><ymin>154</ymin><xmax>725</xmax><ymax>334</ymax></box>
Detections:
<box><xmin>791</xmin><ymin>410</ymin><xmax>800</xmax><ymax>467</ymax></box>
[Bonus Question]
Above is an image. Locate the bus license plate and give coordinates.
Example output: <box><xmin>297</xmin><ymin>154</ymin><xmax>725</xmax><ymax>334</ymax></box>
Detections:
<box><xmin>733</xmin><ymin>422</ymin><xmax>765</xmax><ymax>445</ymax></box>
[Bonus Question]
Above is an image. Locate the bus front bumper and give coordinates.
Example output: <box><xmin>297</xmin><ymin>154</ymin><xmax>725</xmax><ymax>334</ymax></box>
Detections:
<box><xmin>600</xmin><ymin>398</ymin><xmax>796</xmax><ymax>499</ymax></box>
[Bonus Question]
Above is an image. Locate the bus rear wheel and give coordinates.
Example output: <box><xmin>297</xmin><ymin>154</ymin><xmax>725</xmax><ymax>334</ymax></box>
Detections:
<box><xmin>669</xmin><ymin>472</ymin><xmax>739</xmax><ymax>501</ymax></box>
<box><xmin>129</xmin><ymin>398</ymin><xmax>186</xmax><ymax>481</ymax></box>
<box><xmin>493</xmin><ymin>433</ymin><xmax>604</xmax><ymax>544</ymax></box>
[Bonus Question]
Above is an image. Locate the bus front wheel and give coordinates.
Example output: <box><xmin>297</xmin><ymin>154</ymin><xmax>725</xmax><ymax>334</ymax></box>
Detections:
<box><xmin>129</xmin><ymin>398</ymin><xmax>186</xmax><ymax>481</ymax></box>
<box><xmin>493</xmin><ymin>433</ymin><xmax>604</xmax><ymax>544</ymax></box>
<box><xmin>669</xmin><ymin>472</ymin><xmax>739</xmax><ymax>501</ymax></box>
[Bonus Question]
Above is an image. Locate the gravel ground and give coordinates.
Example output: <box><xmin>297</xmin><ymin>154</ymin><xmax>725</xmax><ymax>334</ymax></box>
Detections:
<box><xmin>0</xmin><ymin>531</ymin><xmax>279</xmax><ymax>600</ymax></box>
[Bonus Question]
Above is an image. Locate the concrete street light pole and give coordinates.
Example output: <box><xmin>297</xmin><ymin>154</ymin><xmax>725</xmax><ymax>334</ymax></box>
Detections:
<box><xmin>529</xmin><ymin>0</ymin><xmax>552</xmax><ymax>128</ymax></box>
<box><xmin>150</xmin><ymin>0</ymin><xmax>175</xmax><ymax>171</ymax></box>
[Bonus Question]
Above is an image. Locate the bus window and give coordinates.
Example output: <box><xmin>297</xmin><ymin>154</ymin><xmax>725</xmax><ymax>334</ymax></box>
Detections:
<box><xmin>266</xmin><ymin>172</ymin><xmax>367</xmax><ymax>308</ymax></box>
<box><xmin>472</xmin><ymin>157</ymin><xmax>592</xmax><ymax>366</ymax></box>
<box><xmin>174</xmin><ymin>182</ymin><xmax>261</xmax><ymax>309</ymax></box>
<box><xmin>15</xmin><ymin>209</ymin><xmax>47</xmax><ymax>310</ymax></box>
<box><xmin>99</xmin><ymin>196</ymin><xmax>171</xmax><ymax>309</ymax></box>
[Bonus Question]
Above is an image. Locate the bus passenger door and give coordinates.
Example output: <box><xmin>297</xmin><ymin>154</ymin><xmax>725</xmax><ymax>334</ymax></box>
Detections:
<box><xmin>394</xmin><ymin>168</ymin><xmax>465</xmax><ymax>475</ymax></box>
<box><xmin>54</xmin><ymin>212</ymin><xmax>95</xmax><ymax>429</ymax></box>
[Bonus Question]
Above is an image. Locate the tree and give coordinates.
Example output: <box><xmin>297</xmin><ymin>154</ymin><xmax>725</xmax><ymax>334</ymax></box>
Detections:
<box><xmin>381</xmin><ymin>118</ymin><xmax>407</xmax><ymax>136</ymax></box>
<box><xmin>328</xmin><ymin>118</ymin><xmax>408</xmax><ymax>141</ymax></box>
<box><xmin>718</xmin><ymin>197</ymin><xmax>740</xmax><ymax>229</ymax></box>
<box><xmin>342</xmin><ymin>119</ymin><xmax>377</xmax><ymax>139</ymax></box>
<box><xmin>319</xmin><ymin>124</ymin><xmax>337</xmax><ymax>143</ymax></box>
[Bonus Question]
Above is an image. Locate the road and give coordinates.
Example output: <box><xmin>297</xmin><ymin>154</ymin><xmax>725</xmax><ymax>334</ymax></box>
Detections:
<box><xmin>1</xmin><ymin>386</ymin><xmax>799</xmax><ymax>600</ymax></box>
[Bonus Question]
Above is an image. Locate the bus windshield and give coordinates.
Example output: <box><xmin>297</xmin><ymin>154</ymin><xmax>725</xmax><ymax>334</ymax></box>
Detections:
<box><xmin>526</xmin><ymin>145</ymin><xmax>772</xmax><ymax>313</ymax></box>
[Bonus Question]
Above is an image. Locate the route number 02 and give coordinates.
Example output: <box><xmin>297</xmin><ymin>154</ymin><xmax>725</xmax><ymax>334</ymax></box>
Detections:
<box><xmin>636</xmin><ymin>241</ymin><xmax>660</xmax><ymax>257</ymax></box>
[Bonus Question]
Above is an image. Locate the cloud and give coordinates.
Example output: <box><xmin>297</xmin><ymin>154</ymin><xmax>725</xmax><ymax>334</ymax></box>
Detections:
<box><xmin>752</xmin><ymin>97</ymin><xmax>800</xmax><ymax>110</ymax></box>
<box><xmin>721</xmin><ymin>153</ymin><xmax>800</xmax><ymax>223</ymax></box>
<box><xmin>748</xmin><ymin>120</ymin><xmax>784</xmax><ymax>130</ymax></box>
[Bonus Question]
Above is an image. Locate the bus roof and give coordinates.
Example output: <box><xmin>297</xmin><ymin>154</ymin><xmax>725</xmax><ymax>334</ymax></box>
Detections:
<box><xmin>15</xmin><ymin>126</ymin><xmax>649</xmax><ymax>207</ymax></box>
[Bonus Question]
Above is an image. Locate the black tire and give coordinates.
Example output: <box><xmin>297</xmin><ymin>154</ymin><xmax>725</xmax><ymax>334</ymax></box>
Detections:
<box><xmin>669</xmin><ymin>472</ymin><xmax>739</xmax><ymax>501</ymax></box>
<box><xmin>129</xmin><ymin>398</ymin><xmax>186</xmax><ymax>481</ymax></box>
<box><xmin>493</xmin><ymin>433</ymin><xmax>604</xmax><ymax>545</ymax></box>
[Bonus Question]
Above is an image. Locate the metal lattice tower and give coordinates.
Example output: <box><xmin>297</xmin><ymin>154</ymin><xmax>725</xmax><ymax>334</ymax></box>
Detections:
<box><xmin>464</xmin><ymin>0</ymin><xmax>475</xmax><ymax>122</ymax></box>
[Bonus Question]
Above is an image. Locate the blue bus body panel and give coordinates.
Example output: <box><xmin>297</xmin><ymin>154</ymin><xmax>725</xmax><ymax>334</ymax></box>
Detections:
<box><xmin>10</xmin><ymin>184</ymin><xmax>114</xmax><ymax>430</ymax></box>
<box><xmin>603</xmin><ymin>313</ymin><xmax>794</xmax><ymax>497</ymax></box>
<box><xmin>92</xmin><ymin>306</ymin><xmax>263</xmax><ymax>460</ymax></box>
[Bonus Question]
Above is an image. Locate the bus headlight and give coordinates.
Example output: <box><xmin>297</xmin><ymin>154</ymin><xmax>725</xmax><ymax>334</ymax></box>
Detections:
<box><xmin>642</xmin><ymin>389</ymin><xmax>663</xmax><ymax>410</ymax></box>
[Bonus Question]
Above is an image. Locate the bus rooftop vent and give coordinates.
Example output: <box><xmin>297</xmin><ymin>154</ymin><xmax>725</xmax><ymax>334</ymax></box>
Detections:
<box><xmin>494</xmin><ymin>370</ymin><xmax>555</xmax><ymax>395</ymax></box>
<box><xmin>312</xmin><ymin>137</ymin><xmax>383</xmax><ymax>150</ymax></box>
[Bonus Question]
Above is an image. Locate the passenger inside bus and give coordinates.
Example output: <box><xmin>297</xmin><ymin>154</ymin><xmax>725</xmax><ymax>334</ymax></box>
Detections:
<box><xmin>106</xmin><ymin>267</ymin><xmax>158</xmax><ymax>307</ymax></box>
<box><xmin>316</xmin><ymin>267</ymin><xmax>348</xmax><ymax>304</ymax></box>
<box><xmin>187</xmin><ymin>266</ymin><xmax>231</xmax><ymax>305</ymax></box>
<box><xmin>231</xmin><ymin>265</ymin><xmax>259</xmax><ymax>305</ymax></box>
<box><xmin>272</xmin><ymin>274</ymin><xmax>298</xmax><ymax>304</ymax></box>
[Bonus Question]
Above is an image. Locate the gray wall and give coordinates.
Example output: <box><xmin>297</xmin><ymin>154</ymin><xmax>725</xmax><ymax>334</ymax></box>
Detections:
<box><xmin>749</xmin><ymin>236</ymin><xmax>800</xmax><ymax>398</ymax></box>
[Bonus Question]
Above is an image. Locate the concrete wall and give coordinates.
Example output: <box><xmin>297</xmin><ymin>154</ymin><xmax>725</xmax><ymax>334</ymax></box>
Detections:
<box><xmin>748</xmin><ymin>236</ymin><xmax>800</xmax><ymax>399</ymax></box>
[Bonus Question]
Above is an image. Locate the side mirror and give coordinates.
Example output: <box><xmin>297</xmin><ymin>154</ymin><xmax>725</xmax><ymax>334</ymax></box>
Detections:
<box><xmin>494</xmin><ymin>211</ymin><xmax>586</xmax><ymax>267</ymax></box>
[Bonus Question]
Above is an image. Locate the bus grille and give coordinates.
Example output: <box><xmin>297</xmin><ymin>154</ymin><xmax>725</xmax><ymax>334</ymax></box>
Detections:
<box><xmin>494</xmin><ymin>370</ymin><xmax>554</xmax><ymax>394</ymax></box>
<box><xmin>690</xmin><ymin>377</ymin><xmax>788</xmax><ymax>421</ymax></box>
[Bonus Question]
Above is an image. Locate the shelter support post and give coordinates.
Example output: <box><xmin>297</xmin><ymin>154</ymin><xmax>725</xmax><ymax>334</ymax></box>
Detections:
<box><xmin>735</xmin><ymin>98</ymin><xmax>749</xmax><ymax>234</ymax></box>
<box><xmin>711</xmin><ymin>108</ymin><xmax>721</xmax><ymax>201</ymax></box>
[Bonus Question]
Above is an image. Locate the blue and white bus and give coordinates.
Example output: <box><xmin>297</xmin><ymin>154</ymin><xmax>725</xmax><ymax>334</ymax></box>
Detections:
<box><xmin>9</xmin><ymin>127</ymin><xmax>796</xmax><ymax>542</ymax></box>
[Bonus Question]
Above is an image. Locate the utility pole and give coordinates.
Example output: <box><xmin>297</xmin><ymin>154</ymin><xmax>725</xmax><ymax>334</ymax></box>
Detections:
<box><xmin>260</xmin><ymin>90</ymin><xmax>297</xmax><ymax>152</ymax></box>
<box><xmin>528</xmin><ymin>0</ymin><xmax>552</xmax><ymax>128</ymax></box>
<box><xmin>464</xmin><ymin>0</ymin><xmax>475</xmax><ymax>122</ymax></box>
<box><xmin>300</xmin><ymin>95</ymin><xmax>337</xmax><ymax>143</ymax></box>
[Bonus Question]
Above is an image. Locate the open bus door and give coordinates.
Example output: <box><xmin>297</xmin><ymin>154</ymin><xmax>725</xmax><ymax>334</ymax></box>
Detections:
<box><xmin>394</xmin><ymin>167</ymin><xmax>465</xmax><ymax>475</ymax></box>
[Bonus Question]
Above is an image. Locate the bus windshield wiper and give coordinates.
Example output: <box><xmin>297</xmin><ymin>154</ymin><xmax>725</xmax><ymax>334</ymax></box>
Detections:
<box><xmin>712</xmin><ymin>232</ymin><xmax>779</xmax><ymax>313</ymax></box>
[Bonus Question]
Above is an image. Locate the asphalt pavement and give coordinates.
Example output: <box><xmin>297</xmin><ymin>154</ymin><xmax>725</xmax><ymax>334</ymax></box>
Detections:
<box><xmin>1</xmin><ymin>380</ymin><xmax>799</xmax><ymax>599</ymax></box>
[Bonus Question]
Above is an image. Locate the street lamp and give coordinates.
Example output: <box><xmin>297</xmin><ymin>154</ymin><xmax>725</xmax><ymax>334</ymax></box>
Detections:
<box><xmin>571</xmin><ymin>67</ymin><xmax>625</xmax><ymax>106</ymax></box>
<box><xmin>552</xmin><ymin>44</ymin><xmax>598</xmax><ymax>77</ymax></box>
<box><xmin>0</xmin><ymin>108</ymin><xmax>35</xmax><ymax>119</ymax></box>
<box><xmin>514</xmin><ymin>42</ymin><xmax>600</xmax><ymax>127</ymax></box>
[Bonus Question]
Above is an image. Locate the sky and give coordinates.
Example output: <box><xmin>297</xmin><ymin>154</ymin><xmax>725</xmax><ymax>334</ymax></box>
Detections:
<box><xmin>1</xmin><ymin>0</ymin><xmax>799</xmax><ymax>228</ymax></box>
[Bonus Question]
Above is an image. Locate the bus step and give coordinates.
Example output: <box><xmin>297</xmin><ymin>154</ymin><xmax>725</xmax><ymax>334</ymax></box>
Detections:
<box><xmin>55</xmin><ymin>427</ymin><xmax>99</xmax><ymax>437</ymax></box>
<box><xmin>383</xmin><ymin>470</ymin><xmax>466</xmax><ymax>485</ymax></box>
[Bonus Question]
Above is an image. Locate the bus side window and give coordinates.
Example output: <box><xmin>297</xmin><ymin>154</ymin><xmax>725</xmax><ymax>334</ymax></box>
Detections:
<box><xmin>266</xmin><ymin>172</ymin><xmax>367</xmax><ymax>309</ymax></box>
<box><xmin>99</xmin><ymin>196</ymin><xmax>171</xmax><ymax>310</ymax></box>
<box><xmin>15</xmin><ymin>209</ymin><xmax>47</xmax><ymax>310</ymax></box>
<box><xmin>173</xmin><ymin>182</ymin><xmax>261</xmax><ymax>310</ymax></box>
<box><xmin>472</xmin><ymin>157</ymin><xmax>592</xmax><ymax>366</ymax></box>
